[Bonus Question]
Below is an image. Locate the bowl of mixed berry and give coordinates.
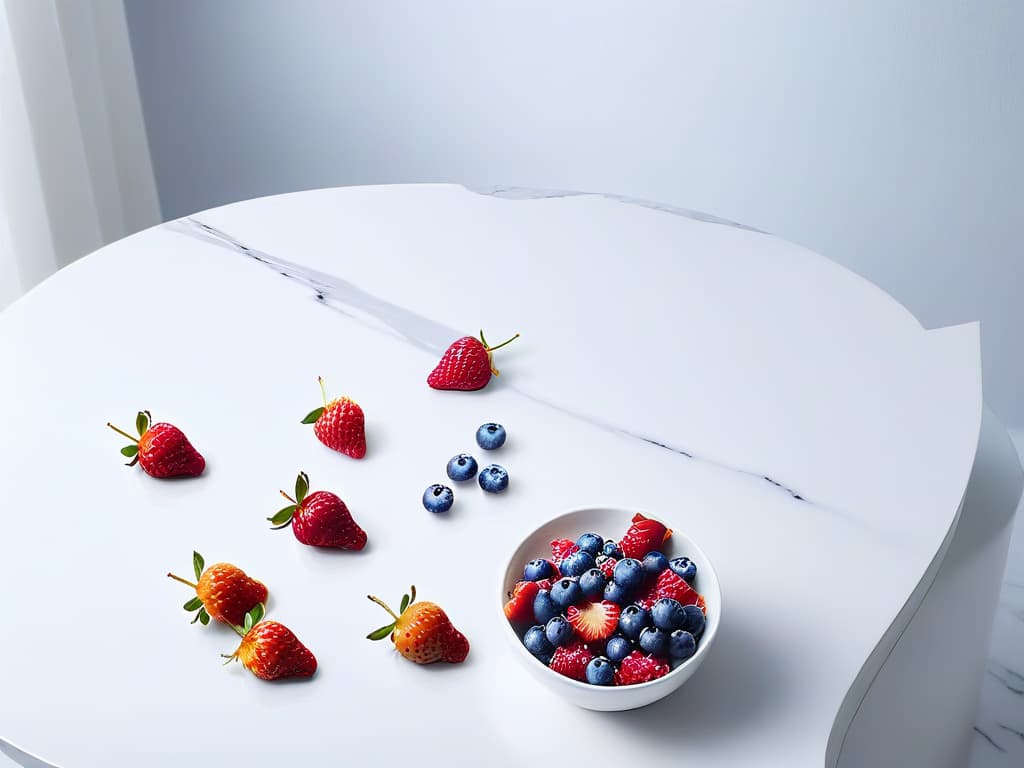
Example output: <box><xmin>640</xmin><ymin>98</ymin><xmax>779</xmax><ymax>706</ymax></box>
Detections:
<box><xmin>501</xmin><ymin>507</ymin><xmax>720</xmax><ymax>710</ymax></box>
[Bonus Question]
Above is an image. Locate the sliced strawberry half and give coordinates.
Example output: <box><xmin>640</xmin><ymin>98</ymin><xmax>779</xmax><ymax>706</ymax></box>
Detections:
<box><xmin>614</xmin><ymin>651</ymin><xmax>671</xmax><ymax>685</ymax></box>
<box><xmin>550</xmin><ymin>538</ymin><xmax>580</xmax><ymax>566</ymax></box>
<box><xmin>566</xmin><ymin>600</ymin><xmax>621</xmax><ymax>642</ymax></box>
<box><xmin>619</xmin><ymin>513</ymin><xmax>672</xmax><ymax>560</ymax></box>
<box><xmin>549</xmin><ymin>641</ymin><xmax>593</xmax><ymax>681</ymax></box>
<box><xmin>504</xmin><ymin>580</ymin><xmax>541</xmax><ymax>623</ymax></box>
<box><xmin>636</xmin><ymin>568</ymin><xmax>700</xmax><ymax>610</ymax></box>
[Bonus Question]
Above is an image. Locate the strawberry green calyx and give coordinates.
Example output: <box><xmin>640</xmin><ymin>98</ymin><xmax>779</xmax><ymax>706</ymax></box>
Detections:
<box><xmin>479</xmin><ymin>330</ymin><xmax>520</xmax><ymax>376</ymax></box>
<box><xmin>300</xmin><ymin>376</ymin><xmax>330</xmax><ymax>424</ymax></box>
<box><xmin>106</xmin><ymin>410</ymin><xmax>152</xmax><ymax>466</ymax></box>
<box><xmin>268</xmin><ymin>472</ymin><xmax>309</xmax><ymax>528</ymax></box>
<box><xmin>167</xmin><ymin>550</ymin><xmax>211</xmax><ymax>625</ymax></box>
<box><xmin>366</xmin><ymin>585</ymin><xmax>416</xmax><ymax>641</ymax></box>
<box><xmin>224</xmin><ymin>603</ymin><xmax>267</xmax><ymax>665</ymax></box>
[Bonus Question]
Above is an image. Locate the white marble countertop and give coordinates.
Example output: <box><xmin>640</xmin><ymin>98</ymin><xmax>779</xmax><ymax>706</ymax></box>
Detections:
<box><xmin>0</xmin><ymin>184</ymin><xmax>985</xmax><ymax>766</ymax></box>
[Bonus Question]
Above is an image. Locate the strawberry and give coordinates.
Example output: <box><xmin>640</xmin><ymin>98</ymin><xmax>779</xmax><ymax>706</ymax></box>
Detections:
<box><xmin>504</xmin><ymin>580</ymin><xmax>541</xmax><ymax>623</ymax></box>
<box><xmin>367</xmin><ymin>586</ymin><xmax>469</xmax><ymax>664</ymax></box>
<box><xmin>550</xmin><ymin>538</ymin><xmax>580</xmax><ymax>566</ymax></box>
<box><xmin>548</xmin><ymin>641</ymin><xmax>593</xmax><ymax>681</ymax></box>
<box><xmin>301</xmin><ymin>377</ymin><xmax>366</xmax><ymax>459</ymax></box>
<box><xmin>223</xmin><ymin>604</ymin><xmax>317</xmax><ymax>680</ymax></box>
<box><xmin>566</xmin><ymin>600</ymin><xmax>621</xmax><ymax>642</ymax></box>
<box><xmin>635</xmin><ymin>568</ymin><xmax>701</xmax><ymax>610</ymax></box>
<box><xmin>269</xmin><ymin>471</ymin><xmax>367</xmax><ymax>549</ymax></box>
<box><xmin>598</xmin><ymin>557</ymin><xmax>617</xmax><ymax>579</ymax></box>
<box><xmin>614</xmin><ymin>651</ymin><xmax>671</xmax><ymax>685</ymax></box>
<box><xmin>535</xmin><ymin>578</ymin><xmax>554</xmax><ymax>591</ymax></box>
<box><xmin>427</xmin><ymin>330</ymin><xmax>520</xmax><ymax>391</ymax></box>
<box><xmin>107</xmin><ymin>410</ymin><xmax>205</xmax><ymax>478</ymax></box>
<box><xmin>167</xmin><ymin>551</ymin><xmax>268</xmax><ymax>626</ymax></box>
<box><xmin>619</xmin><ymin>513</ymin><xmax>672</xmax><ymax>559</ymax></box>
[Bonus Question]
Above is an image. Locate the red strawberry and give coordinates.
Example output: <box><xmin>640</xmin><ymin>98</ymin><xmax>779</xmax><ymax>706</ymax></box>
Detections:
<box><xmin>269</xmin><ymin>471</ymin><xmax>367</xmax><ymax>549</ymax></box>
<box><xmin>598</xmin><ymin>557</ymin><xmax>617</xmax><ymax>579</ymax></box>
<box><xmin>614</xmin><ymin>651</ymin><xmax>671</xmax><ymax>685</ymax></box>
<box><xmin>504</xmin><ymin>580</ymin><xmax>541</xmax><ymax>623</ymax></box>
<box><xmin>619</xmin><ymin>513</ymin><xmax>672</xmax><ymax>559</ymax></box>
<box><xmin>696</xmin><ymin>595</ymin><xmax>707</xmax><ymax>614</ymax></box>
<box><xmin>107</xmin><ymin>410</ymin><xmax>205</xmax><ymax>478</ymax></box>
<box><xmin>301</xmin><ymin>377</ymin><xmax>366</xmax><ymax>459</ymax></box>
<box><xmin>427</xmin><ymin>330</ymin><xmax>520</xmax><ymax>391</ymax></box>
<box><xmin>566</xmin><ymin>600</ymin><xmax>621</xmax><ymax>642</ymax></box>
<box><xmin>636</xmin><ymin>568</ymin><xmax>700</xmax><ymax>610</ymax></box>
<box><xmin>367</xmin><ymin>586</ymin><xmax>470</xmax><ymax>664</ymax></box>
<box><xmin>167</xmin><ymin>550</ymin><xmax>268</xmax><ymax>627</ymax></box>
<box><xmin>549</xmin><ymin>641</ymin><xmax>593</xmax><ymax>681</ymax></box>
<box><xmin>535</xmin><ymin>578</ymin><xmax>554</xmax><ymax>591</ymax></box>
<box><xmin>223</xmin><ymin>605</ymin><xmax>317</xmax><ymax>680</ymax></box>
<box><xmin>550</xmin><ymin>538</ymin><xmax>580</xmax><ymax>566</ymax></box>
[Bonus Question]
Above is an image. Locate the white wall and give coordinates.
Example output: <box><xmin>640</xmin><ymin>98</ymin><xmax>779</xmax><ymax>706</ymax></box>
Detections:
<box><xmin>124</xmin><ymin>0</ymin><xmax>1024</xmax><ymax>426</ymax></box>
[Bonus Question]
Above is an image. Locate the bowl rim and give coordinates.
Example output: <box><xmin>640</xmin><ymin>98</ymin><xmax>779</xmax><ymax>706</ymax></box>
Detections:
<box><xmin>499</xmin><ymin>505</ymin><xmax>722</xmax><ymax>694</ymax></box>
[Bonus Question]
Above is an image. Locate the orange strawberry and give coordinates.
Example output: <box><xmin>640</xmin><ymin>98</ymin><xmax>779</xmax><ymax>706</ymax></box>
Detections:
<box><xmin>167</xmin><ymin>551</ymin><xmax>268</xmax><ymax>626</ymax></box>
<box><xmin>619</xmin><ymin>513</ymin><xmax>672</xmax><ymax>559</ymax></box>
<box><xmin>367</xmin><ymin>586</ymin><xmax>469</xmax><ymax>664</ymax></box>
<box><xmin>222</xmin><ymin>604</ymin><xmax>317</xmax><ymax>681</ymax></box>
<box><xmin>504</xmin><ymin>580</ymin><xmax>541</xmax><ymax>623</ymax></box>
<box><xmin>301</xmin><ymin>377</ymin><xmax>366</xmax><ymax>459</ymax></box>
<box><xmin>107</xmin><ymin>410</ymin><xmax>205</xmax><ymax>478</ymax></box>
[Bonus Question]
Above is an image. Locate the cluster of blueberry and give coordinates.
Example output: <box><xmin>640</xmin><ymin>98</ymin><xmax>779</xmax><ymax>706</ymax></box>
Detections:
<box><xmin>422</xmin><ymin>423</ymin><xmax>509</xmax><ymax>513</ymax></box>
<box><xmin>517</xmin><ymin>531</ymin><xmax>706</xmax><ymax>686</ymax></box>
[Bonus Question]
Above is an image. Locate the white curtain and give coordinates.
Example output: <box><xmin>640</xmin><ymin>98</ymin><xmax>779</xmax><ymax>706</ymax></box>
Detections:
<box><xmin>0</xmin><ymin>0</ymin><xmax>159</xmax><ymax>310</ymax></box>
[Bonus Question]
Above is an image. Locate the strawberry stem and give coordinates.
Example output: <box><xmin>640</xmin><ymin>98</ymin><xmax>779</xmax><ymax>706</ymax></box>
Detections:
<box><xmin>367</xmin><ymin>594</ymin><xmax>400</xmax><ymax>621</ymax></box>
<box><xmin>318</xmin><ymin>376</ymin><xmax>328</xmax><ymax>408</ymax></box>
<box><xmin>230</xmin><ymin>624</ymin><xmax>247</xmax><ymax>638</ymax></box>
<box><xmin>107</xmin><ymin>423</ymin><xmax>139</xmax><ymax>443</ymax></box>
<box><xmin>167</xmin><ymin>572</ymin><xmax>198</xmax><ymax>590</ymax></box>
<box><xmin>484</xmin><ymin>332</ymin><xmax>520</xmax><ymax>353</ymax></box>
<box><xmin>280</xmin><ymin>490</ymin><xmax>297</xmax><ymax>504</ymax></box>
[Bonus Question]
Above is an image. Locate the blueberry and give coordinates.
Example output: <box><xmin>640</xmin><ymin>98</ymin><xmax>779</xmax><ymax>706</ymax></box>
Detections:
<box><xmin>605</xmin><ymin>636</ymin><xmax>633</xmax><ymax>663</ymax></box>
<box><xmin>679</xmin><ymin>604</ymin><xmax>706</xmax><ymax>638</ymax></box>
<box><xmin>576</xmin><ymin>532</ymin><xmax>604</xmax><ymax>557</ymax></box>
<box><xmin>446</xmin><ymin>453</ymin><xmax>478</xmax><ymax>482</ymax></box>
<box><xmin>523</xmin><ymin>558</ymin><xmax>555</xmax><ymax>582</ymax></box>
<box><xmin>639</xmin><ymin>626</ymin><xmax>669</xmax><ymax>656</ymax></box>
<box><xmin>560</xmin><ymin>550</ymin><xmax>596</xmax><ymax>578</ymax></box>
<box><xmin>669</xmin><ymin>556</ymin><xmax>697</xmax><ymax>582</ymax></box>
<box><xmin>642</xmin><ymin>551</ymin><xmax>670</xmax><ymax>576</ymax></box>
<box><xmin>669</xmin><ymin>629</ymin><xmax>697</xmax><ymax>661</ymax></box>
<box><xmin>550</xmin><ymin>577</ymin><xmax>583</xmax><ymax>609</ymax></box>
<box><xmin>585</xmin><ymin>656</ymin><xmax>615</xmax><ymax>686</ymax></box>
<box><xmin>651</xmin><ymin>598</ymin><xmax>686</xmax><ymax>631</ymax></box>
<box><xmin>533</xmin><ymin>589</ymin><xmax>558</xmax><ymax>624</ymax></box>
<box><xmin>478</xmin><ymin>464</ymin><xmax>509</xmax><ymax>493</ymax></box>
<box><xmin>476</xmin><ymin>422</ymin><xmax>506</xmax><ymax>450</ymax></box>
<box><xmin>612</xmin><ymin>558</ymin><xmax>644</xmax><ymax>591</ymax></box>
<box><xmin>523</xmin><ymin>625</ymin><xmax>554</xmax><ymax>659</ymax></box>
<box><xmin>617</xmin><ymin>604</ymin><xmax>651</xmax><ymax>640</ymax></box>
<box><xmin>602</xmin><ymin>540</ymin><xmax>623</xmax><ymax>559</ymax></box>
<box><xmin>422</xmin><ymin>484</ymin><xmax>454</xmax><ymax>513</ymax></box>
<box><xmin>578</xmin><ymin>568</ymin><xmax>607</xmax><ymax>599</ymax></box>
<box><xmin>603</xmin><ymin>579</ymin><xmax>632</xmax><ymax>605</ymax></box>
<box><xmin>545</xmin><ymin>615</ymin><xmax>574</xmax><ymax>647</ymax></box>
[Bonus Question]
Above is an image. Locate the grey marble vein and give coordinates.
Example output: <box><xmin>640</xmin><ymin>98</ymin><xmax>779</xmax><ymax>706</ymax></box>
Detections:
<box><xmin>998</xmin><ymin>724</ymin><xmax>1024</xmax><ymax>742</ymax></box>
<box><xmin>975</xmin><ymin>726</ymin><xmax>1008</xmax><ymax>753</ymax></box>
<box><xmin>464</xmin><ymin>185</ymin><xmax>768</xmax><ymax>234</ymax></box>
<box><xmin>166</xmin><ymin>215</ymin><xmax>817</xmax><ymax>509</ymax></box>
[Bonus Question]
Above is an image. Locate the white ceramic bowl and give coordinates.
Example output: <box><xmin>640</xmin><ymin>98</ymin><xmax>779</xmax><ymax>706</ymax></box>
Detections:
<box><xmin>500</xmin><ymin>506</ymin><xmax>721</xmax><ymax>711</ymax></box>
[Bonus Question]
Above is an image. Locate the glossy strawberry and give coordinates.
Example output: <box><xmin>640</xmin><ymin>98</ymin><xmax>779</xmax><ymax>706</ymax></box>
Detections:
<box><xmin>367</xmin><ymin>586</ymin><xmax>469</xmax><ymax>664</ymax></box>
<box><xmin>598</xmin><ymin>556</ymin><xmax>617</xmax><ymax>579</ymax></box>
<box><xmin>167</xmin><ymin>551</ymin><xmax>268</xmax><ymax>626</ymax></box>
<box><xmin>427</xmin><ymin>330</ymin><xmax>520</xmax><ymax>391</ymax></box>
<box><xmin>614</xmin><ymin>651</ymin><xmax>671</xmax><ymax>685</ymax></box>
<box><xmin>566</xmin><ymin>600</ymin><xmax>621</xmax><ymax>642</ymax></box>
<box><xmin>549</xmin><ymin>641</ymin><xmax>593</xmax><ymax>681</ymax></box>
<box><xmin>269</xmin><ymin>471</ymin><xmax>366</xmax><ymax>550</ymax></box>
<box><xmin>107</xmin><ymin>410</ymin><xmax>205</xmax><ymax>478</ymax></box>
<box><xmin>301</xmin><ymin>377</ymin><xmax>366</xmax><ymax>459</ymax></box>
<box><xmin>635</xmin><ymin>568</ymin><xmax>701</xmax><ymax>610</ymax></box>
<box><xmin>504</xmin><ymin>580</ymin><xmax>541</xmax><ymax>623</ymax></box>
<box><xmin>223</xmin><ymin>605</ymin><xmax>317</xmax><ymax>681</ymax></box>
<box><xmin>550</xmin><ymin>538</ymin><xmax>580</xmax><ymax>566</ymax></box>
<box><xmin>619</xmin><ymin>513</ymin><xmax>672</xmax><ymax>560</ymax></box>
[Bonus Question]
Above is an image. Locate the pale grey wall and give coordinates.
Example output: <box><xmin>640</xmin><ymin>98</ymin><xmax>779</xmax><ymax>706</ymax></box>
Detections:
<box><xmin>124</xmin><ymin>0</ymin><xmax>1024</xmax><ymax>425</ymax></box>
